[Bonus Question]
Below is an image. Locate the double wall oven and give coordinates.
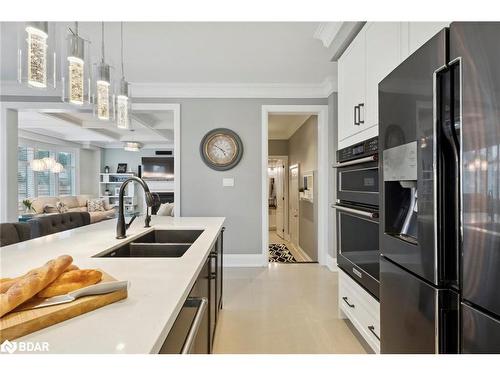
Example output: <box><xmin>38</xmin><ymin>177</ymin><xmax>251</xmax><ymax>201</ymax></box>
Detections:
<box><xmin>334</xmin><ymin>137</ymin><xmax>380</xmax><ymax>298</ymax></box>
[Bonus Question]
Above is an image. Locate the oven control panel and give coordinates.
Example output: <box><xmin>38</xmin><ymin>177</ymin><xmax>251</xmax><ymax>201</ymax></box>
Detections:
<box><xmin>337</xmin><ymin>137</ymin><xmax>378</xmax><ymax>163</ymax></box>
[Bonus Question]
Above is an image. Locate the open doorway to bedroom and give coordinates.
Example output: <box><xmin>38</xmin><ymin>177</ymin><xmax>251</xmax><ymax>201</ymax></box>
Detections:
<box><xmin>267</xmin><ymin>114</ymin><xmax>318</xmax><ymax>263</ymax></box>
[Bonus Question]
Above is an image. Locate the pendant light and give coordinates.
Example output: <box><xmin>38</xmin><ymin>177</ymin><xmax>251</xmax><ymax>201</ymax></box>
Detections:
<box><xmin>116</xmin><ymin>22</ymin><xmax>132</xmax><ymax>129</ymax></box>
<box><xmin>123</xmin><ymin>141</ymin><xmax>142</xmax><ymax>152</ymax></box>
<box><xmin>17</xmin><ymin>22</ymin><xmax>57</xmax><ymax>89</ymax></box>
<box><xmin>93</xmin><ymin>22</ymin><xmax>114</xmax><ymax>121</ymax></box>
<box><xmin>62</xmin><ymin>22</ymin><xmax>92</xmax><ymax>105</ymax></box>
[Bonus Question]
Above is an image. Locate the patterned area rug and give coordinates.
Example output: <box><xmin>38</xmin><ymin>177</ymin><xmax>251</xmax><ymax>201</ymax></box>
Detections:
<box><xmin>269</xmin><ymin>243</ymin><xmax>297</xmax><ymax>263</ymax></box>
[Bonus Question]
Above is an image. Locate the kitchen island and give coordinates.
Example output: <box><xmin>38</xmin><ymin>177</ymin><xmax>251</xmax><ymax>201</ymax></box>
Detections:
<box><xmin>0</xmin><ymin>216</ymin><xmax>225</xmax><ymax>353</ymax></box>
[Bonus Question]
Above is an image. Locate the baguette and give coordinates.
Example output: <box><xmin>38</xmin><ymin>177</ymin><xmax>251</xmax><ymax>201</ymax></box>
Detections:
<box><xmin>0</xmin><ymin>255</ymin><xmax>73</xmax><ymax>317</ymax></box>
<box><xmin>37</xmin><ymin>269</ymin><xmax>102</xmax><ymax>298</ymax></box>
<box><xmin>0</xmin><ymin>264</ymin><xmax>79</xmax><ymax>294</ymax></box>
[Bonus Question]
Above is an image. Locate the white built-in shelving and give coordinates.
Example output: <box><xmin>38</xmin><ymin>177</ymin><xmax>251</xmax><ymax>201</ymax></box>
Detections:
<box><xmin>99</xmin><ymin>173</ymin><xmax>137</xmax><ymax>214</ymax></box>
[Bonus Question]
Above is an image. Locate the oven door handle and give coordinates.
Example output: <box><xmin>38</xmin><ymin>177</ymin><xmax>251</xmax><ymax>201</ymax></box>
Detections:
<box><xmin>334</xmin><ymin>155</ymin><xmax>377</xmax><ymax>168</ymax></box>
<box><xmin>331</xmin><ymin>204</ymin><xmax>378</xmax><ymax>219</ymax></box>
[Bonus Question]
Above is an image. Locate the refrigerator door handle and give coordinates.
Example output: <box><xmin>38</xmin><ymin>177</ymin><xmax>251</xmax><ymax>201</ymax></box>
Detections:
<box><xmin>354</xmin><ymin>105</ymin><xmax>359</xmax><ymax>126</ymax></box>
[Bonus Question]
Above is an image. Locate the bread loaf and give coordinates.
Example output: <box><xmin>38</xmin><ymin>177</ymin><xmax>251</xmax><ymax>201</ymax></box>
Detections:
<box><xmin>0</xmin><ymin>264</ymin><xmax>79</xmax><ymax>294</ymax></box>
<box><xmin>0</xmin><ymin>255</ymin><xmax>73</xmax><ymax>317</ymax></box>
<box><xmin>37</xmin><ymin>269</ymin><xmax>102</xmax><ymax>298</ymax></box>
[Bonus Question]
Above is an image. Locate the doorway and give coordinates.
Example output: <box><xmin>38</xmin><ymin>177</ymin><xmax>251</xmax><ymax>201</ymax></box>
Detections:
<box><xmin>265</xmin><ymin>108</ymin><xmax>327</xmax><ymax>264</ymax></box>
<box><xmin>262</xmin><ymin>105</ymin><xmax>329</xmax><ymax>266</ymax></box>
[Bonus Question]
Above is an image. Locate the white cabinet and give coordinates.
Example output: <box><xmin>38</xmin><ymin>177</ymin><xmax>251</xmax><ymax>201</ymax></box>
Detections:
<box><xmin>364</xmin><ymin>22</ymin><xmax>402</xmax><ymax>129</ymax></box>
<box><xmin>406</xmin><ymin>22</ymin><xmax>450</xmax><ymax>57</ymax></box>
<box><xmin>337</xmin><ymin>22</ymin><xmax>451</xmax><ymax>150</ymax></box>
<box><xmin>338</xmin><ymin>269</ymin><xmax>380</xmax><ymax>353</ymax></box>
<box><xmin>338</xmin><ymin>28</ymin><xmax>365</xmax><ymax>144</ymax></box>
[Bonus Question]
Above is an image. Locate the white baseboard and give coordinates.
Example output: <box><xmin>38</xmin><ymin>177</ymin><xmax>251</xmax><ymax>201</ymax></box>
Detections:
<box><xmin>325</xmin><ymin>254</ymin><xmax>338</xmax><ymax>272</ymax></box>
<box><xmin>224</xmin><ymin>253</ymin><xmax>267</xmax><ymax>267</ymax></box>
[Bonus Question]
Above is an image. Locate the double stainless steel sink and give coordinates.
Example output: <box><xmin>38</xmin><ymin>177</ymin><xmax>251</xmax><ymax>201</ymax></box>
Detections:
<box><xmin>93</xmin><ymin>229</ymin><xmax>204</xmax><ymax>258</ymax></box>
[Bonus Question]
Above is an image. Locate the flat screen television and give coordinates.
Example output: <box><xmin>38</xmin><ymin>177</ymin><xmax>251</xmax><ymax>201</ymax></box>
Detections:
<box><xmin>141</xmin><ymin>157</ymin><xmax>174</xmax><ymax>181</ymax></box>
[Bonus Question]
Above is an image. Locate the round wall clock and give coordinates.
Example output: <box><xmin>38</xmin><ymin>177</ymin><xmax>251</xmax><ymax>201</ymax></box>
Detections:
<box><xmin>200</xmin><ymin>128</ymin><xmax>243</xmax><ymax>171</ymax></box>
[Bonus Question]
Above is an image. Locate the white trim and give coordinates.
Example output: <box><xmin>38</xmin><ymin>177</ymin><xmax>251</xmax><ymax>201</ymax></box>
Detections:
<box><xmin>224</xmin><ymin>254</ymin><xmax>267</xmax><ymax>268</ymax></box>
<box><xmin>261</xmin><ymin>105</ymin><xmax>330</xmax><ymax>267</ymax></box>
<box><xmin>2</xmin><ymin>80</ymin><xmax>338</xmax><ymax>99</ymax></box>
<box><xmin>325</xmin><ymin>254</ymin><xmax>338</xmax><ymax>272</ymax></box>
<box><xmin>314</xmin><ymin>23</ymin><xmax>343</xmax><ymax>48</ymax></box>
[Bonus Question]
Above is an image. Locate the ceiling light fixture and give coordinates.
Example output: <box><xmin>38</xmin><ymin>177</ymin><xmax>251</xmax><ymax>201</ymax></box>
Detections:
<box><xmin>30</xmin><ymin>158</ymin><xmax>47</xmax><ymax>171</ymax></box>
<box><xmin>51</xmin><ymin>162</ymin><xmax>65</xmax><ymax>173</ymax></box>
<box><xmin>93</xmin><ymin>22</ymin><xmax>114</xmax><ymax>121</ymax></box>
<box><xmin>17</xmin><ymin>22</ymin><xmax>56</xmax><ymax>89</ymax></box>
<box><xmin>116</xmin><ymin>22</ymin><xmax>132</xmax><ymax>130</ymax></box>
<box><xmin>42</xmin><ymin>157</ymin><xmax>56</xmax><ymax>170</ymax></box>
<box><xmin>62</xmin><ymin>22</ymin><xmax>91</xmax><ymax>105</ymax></box>
<box><xmin>123</xmin><ymin>142</ymin><xmax>142</xmax><ymax>152</ymax></box>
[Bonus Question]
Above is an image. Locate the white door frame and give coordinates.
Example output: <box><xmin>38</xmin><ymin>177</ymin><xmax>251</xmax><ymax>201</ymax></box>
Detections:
<box><xmin>0</xmin><ymin>101</ymin><xmax>181</xmax><ymax>221</ymax></box>
<box><xmin>261</xmin><ymin>105</ymin><xmax>329</xmax><ymax>266</ymax></box>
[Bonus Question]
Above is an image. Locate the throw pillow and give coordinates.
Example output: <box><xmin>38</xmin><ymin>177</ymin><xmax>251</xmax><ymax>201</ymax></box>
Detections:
<box><xmin>56</xmin><ymin>201</ymin><xmax>68</xmax><ymax>213</ymax></box>
<box><xmin>43</xmin><ymin>204</ymin><xmax>59</xmax><ymax>214</ymax></box>
<box><xmin>157</xmin><ymin>203</ymin><xmax>174</xmax><ymax>216</ymax></box>
<box><xmin>87</xmin><ymin>199</ymin><xmax>105</xmax><ymax>212</ymax></box>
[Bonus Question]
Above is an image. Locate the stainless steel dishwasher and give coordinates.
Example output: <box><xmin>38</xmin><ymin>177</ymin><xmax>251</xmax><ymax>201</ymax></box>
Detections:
<box><xmin>159</xmin><ymin>297</ymin><xmax>208</xmax><ymax>354</ymax></box>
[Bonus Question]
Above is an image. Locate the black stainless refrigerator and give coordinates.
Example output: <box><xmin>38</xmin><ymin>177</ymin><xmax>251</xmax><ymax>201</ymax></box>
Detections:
<box><xmin>379</xmin><ymin>22</ymin><xmax>500</xmax><ymax>354</ymax></box>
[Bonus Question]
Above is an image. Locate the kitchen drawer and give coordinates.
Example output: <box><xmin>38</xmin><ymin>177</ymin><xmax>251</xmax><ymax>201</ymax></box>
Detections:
<box><xmin>339</xmin><ymin>269</ymin><xmax>380</xmax><ymax>353</ymax></box>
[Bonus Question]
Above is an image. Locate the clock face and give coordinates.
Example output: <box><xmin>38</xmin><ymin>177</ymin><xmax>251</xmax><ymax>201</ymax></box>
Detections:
<box><xmin>200</xmin><ymin>128</ymin><xmax>243</xmax><ymax>171</ymax></box>
<box><xmin>205</xmin><ymin>134</ymin><xmax>238</xmax><ymax>166</ymax></box>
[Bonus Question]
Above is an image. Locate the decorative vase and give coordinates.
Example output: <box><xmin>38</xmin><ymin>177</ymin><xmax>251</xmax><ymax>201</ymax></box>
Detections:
<box><xmin>104</xmin><ymin>166</ymin><xmax>110</xmax><ymax>174</ymax></box>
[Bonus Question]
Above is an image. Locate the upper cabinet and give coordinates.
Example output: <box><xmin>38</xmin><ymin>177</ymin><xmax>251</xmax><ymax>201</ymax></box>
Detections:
<box><xmin>364</xmin><ymin>22</ymin><xmax>402</xmax><ymax>130</ymax></box>
<box><xmin>406</xmin><ymin>22</ymin><xmax>450</xmax><ymax>57</ymax></box>
<box><xmin>337</xmin><ymin>22</ymin><xmax>450</xmax><ymax>149</ymax></box>
<box><xmin>338</xmin><ymin>28</ymin><xmax>366</xmax><ymax>143</ymax></box>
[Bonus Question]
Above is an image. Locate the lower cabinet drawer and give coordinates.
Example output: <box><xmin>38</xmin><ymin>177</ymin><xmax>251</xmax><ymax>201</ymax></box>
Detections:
<box><xmin>339</xmin><ymin>269</ymin><xmax>380</xmax><ymax>353</ymax></box>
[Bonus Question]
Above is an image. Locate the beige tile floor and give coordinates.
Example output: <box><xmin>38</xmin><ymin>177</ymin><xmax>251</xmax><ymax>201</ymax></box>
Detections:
<box><xmin>269</xmin><ymin>231</ymin><xmax>311</xmax><ymax>262</ymax></box>
<box><xmin>213</xmin><ymin>264</ymin><xmax>370</xmax><ymax>354</ymax></box>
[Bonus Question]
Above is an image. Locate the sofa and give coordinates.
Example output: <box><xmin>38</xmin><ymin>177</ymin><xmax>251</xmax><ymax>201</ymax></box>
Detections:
<box><xmin>0</xmin><ymin>222</ymin><xmax>31</xmax><ymax>247</ymax></box>
<box><xmin>30</xmin><ymin>195</ymin><xmax>115</xmax><ymax>224</ymax></box>
<box><xmin>29</xmin><ymin>212</ymin><xmax>91</xmax><ymax>239</ymax></box>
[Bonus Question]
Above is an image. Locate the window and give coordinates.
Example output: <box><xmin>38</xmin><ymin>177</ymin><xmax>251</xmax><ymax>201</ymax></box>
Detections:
<box><xmin>18</xmin><ymin>145</ymin><xmax>76</xmax><ymax>208</ymax></box>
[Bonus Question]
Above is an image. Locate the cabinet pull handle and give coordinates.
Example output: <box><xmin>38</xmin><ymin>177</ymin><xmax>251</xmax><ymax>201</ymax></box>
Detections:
<box><xmin>181</xmin><ymin>297</ymin><xmax>208</xmax><ymax>354</ymax></box>
<box><xmin>342</xmin><ymin>296</ymin><xmax>355</xmax><ymax>308</ymax></box>
<box><xmin>359</xmin><ymin>103</ymin><xmax>364</xmax><ymax>124</ymax></box>
<box><xmin>354</xmin><ymin>105</ymin><xmax>359</xmax><ymax>126</ymax></box>
<box><xmin>210</xmin><ymin>272</ymin><xmax>217</xmax><ymax>280</ymax></box>
<box><xmin>368</xmin><ymin>325</ymin><xmax>380</xmax><ymax>341</ymax></box>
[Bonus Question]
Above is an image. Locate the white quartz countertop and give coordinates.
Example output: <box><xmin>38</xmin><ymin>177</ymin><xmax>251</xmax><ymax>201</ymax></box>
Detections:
<box><xmin>0</xmin><ymin>216</ymin><xmax>225</xmax><ymax>353</ymax></box>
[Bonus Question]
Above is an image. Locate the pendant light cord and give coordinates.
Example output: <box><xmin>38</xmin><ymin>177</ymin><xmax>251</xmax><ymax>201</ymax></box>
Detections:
<box><xmin>101</xmin><ymin>22</ymin><xmax>105</xmax><ymax>63</ymax></box>
<box><xmin>121</xmin><ymin>22</ymin><xmax>125</xmax><ymax>79</ymax></box>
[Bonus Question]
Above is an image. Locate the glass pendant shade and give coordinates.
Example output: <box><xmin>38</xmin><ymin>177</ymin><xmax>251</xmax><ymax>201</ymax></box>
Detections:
<box><xmin>93</xmin><ymin>62</ymin><xmax>115</xmax><ymax>121</ymax></box>
<box><xmin>30</xmin><ymin>158</ymin><xmax>46</xmax><ymax>171</ymax></box>
<box><xmin>61</xmin><ymin>29</ymin><xmax>92</xmax><ymax>105</ymax></box>
<box><xmin>116</xmin><ymin>79</ymin><xmax>131</xmax><ymax>129</ymax></box>
<box><xmin>42</xmin><ymin>157</ymin><xmax>56</xmax><ymax>170</ymax></box>
<box><xmin>17</xmin><ymin>22</ymin><xmax>57</xmax><ymax>89</ymax></box>
<box><xmin>51</xmin><ymin>162</ymin><xmax>64</xmax><ymax>173</ymax></box>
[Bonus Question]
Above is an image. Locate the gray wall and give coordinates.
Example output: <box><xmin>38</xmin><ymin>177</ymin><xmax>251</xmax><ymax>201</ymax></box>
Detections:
<box><xmin>328</xmin><ymin>92</ymin><xmax>338</xmax><ymax>258</ymax></box>
<box><xmin>268</xmin><ymin>140</ymin><xmax>289</xmax><ymax>156</ymax></box>
<box><xmin>101</xmin><ymin>148</ymin><xmax>172</xmax><ymax>174</ymax></box>
<box><xmin>289</xmin><ymin>115</ymin><xmax>318</xmax><ymax>261</ymax></box>
<box><xmin>135</xmin><ymin>98</ymin><xmax>327</xmax><ymax>255</ymax></box>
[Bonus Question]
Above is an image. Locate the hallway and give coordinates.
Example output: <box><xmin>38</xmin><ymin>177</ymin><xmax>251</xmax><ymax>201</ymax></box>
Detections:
<box><xmin>213</xmin><ymin>264</ymin><xmax>369</xmax><ymax>354</ymax></box>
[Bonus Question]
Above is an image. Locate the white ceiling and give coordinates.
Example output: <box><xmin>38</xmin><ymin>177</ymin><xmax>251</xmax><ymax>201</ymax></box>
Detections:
<box><xmin>1</xmin><ymin>22</ymin><xmax>335</xmax><ymax>85</ymax></box>
<box><xmin>17</xmin><ymin>110</ymin><xmax>174</xmax><ymax>148</ymax></box>
<box><xmin>268</xmin><ymin>114</ymin><xmax>311</xmax><ymax>140</ymax></box>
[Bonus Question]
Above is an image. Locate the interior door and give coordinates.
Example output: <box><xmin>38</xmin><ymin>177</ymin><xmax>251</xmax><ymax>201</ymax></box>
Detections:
<box><xmin>289</xmin><ymin>164</ymin><xmax>299</xmax><ymax>247</ymax></box>
<box><xmin>275</xmin><ymin>161</ymin><xmax>284</xmax><ymax>239</ymax></box>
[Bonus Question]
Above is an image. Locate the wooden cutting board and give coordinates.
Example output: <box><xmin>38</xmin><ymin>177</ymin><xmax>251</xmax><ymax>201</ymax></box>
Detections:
<box><xmin>0</xmin><ymin>271</ymin><xmax>127</xmax><ymax>342</ymax></box>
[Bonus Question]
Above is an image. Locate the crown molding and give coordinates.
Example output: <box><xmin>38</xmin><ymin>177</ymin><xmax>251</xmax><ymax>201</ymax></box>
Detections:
<box><xmin>314</xmin><ymin>22</ymin><xmax>343</xmax><ymax>48</ymax></box>
<box><xmin>1</xmin><ymin>79</ymin><xmax>338</xmax><ymax>100</ymax></box>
